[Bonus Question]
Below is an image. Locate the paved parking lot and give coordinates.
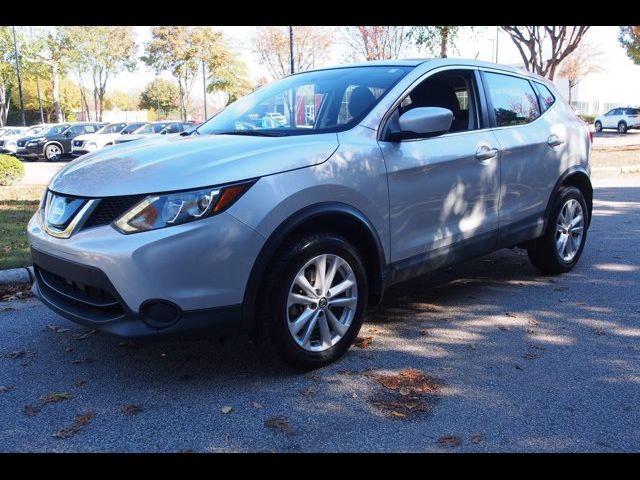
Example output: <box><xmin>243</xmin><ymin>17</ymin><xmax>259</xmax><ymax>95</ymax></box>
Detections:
<box><xmin>1</xmin><ymin>172</ymin><xmax>638</xmax><ymax>452</ymax></box>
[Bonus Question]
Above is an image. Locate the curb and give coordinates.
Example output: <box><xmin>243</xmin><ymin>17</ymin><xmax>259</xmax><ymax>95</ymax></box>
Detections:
<box><xmin>592</xmin><ymin>164</ymin><xmax>640</xmax><ymax>174</ymax></box>
<box><xmin>0</xmin><ymin>266</ymin><xmax>34</xmax><ymax>285</ymax></box>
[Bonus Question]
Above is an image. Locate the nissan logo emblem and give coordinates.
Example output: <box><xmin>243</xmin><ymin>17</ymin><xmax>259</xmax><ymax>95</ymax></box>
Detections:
<box><xmin>48</xmin><ymin>197</ymin><xmax>67</xmax><ymax>225</ymax></box>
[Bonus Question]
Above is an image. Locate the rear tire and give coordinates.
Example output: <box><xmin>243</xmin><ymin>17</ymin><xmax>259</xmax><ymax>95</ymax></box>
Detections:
<box><xmin>594</xmin><ymin>121</ymin><xmax>602</xmax><ymax>132</ymax></box>
<box><xmin>527</xmin><ymin>187</ymin><xmax>588</xmax><ymax>274</ymax></box>
<box><xmin>256</xmin><ymin>232</ymin><xmax>368</xmax><ymax>370</ymax></box>
<box><xmin>44</xmin><ymin>144</ymin><xmax>62</xmax><ymax>162</ymax></box>
<box><xmin>618</xmin><ymin>122</ymin><xmax>627</xmax><ymax>134</ymax></box>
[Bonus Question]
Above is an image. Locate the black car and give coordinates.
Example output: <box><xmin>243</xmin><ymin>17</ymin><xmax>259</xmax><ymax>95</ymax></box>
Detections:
<box><xmin>17</xmin><ymin>122</ymin><xmax>105</xmax><ymax>161</ymax></box>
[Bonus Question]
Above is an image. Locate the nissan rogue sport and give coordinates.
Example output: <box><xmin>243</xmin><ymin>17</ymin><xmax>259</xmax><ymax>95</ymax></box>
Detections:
<box><xmin>28</xmin><ymin>59</ymin><xmax>592</xmax><ymax>370</ymax></box>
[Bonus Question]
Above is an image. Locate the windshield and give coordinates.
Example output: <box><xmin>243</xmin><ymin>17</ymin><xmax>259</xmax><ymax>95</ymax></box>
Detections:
<box><xmin>26</xmin><ymin>126</ymin><xmax>43</xmax><ymax>135</ymax></box>
<box><xmin>122</xmin><ymin>123</ymin><xmax>145</xmax><ymax>134</ymax></box>
<box><xmin>134</xmin><ymin>123</ymin><xmax>167</xmax><ymax>134</ymax></box>
<box><xmin>40</xmin><ymin>124</ymin><xmax>70</xmax><ymax>136</ymax></box>
<box><xmin>98</xmin><ymin>123</ymin><xmax>126</xmax><ymax>134</ymax></box>
<box><xmin>196</xmin><ymin>66</ymin><xmax>412</xmax><ymax>137</ymax></box>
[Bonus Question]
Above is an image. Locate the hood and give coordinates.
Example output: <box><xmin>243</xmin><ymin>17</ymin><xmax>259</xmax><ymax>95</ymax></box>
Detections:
<box><xmin>115</xmin><ymin>133</ymin><xmax>149</xmax><ymax>143</ymax></box>
<box><xmin>74</xmin><ymin>133</ymin><xmax>102</xmax><ymax>142</ymax></box>
<box><xmin>49</xmin><ymin>132</ymin><xmax>339</xmax><ymax>197</ymax></box>
<box><xmin>0</xmin><ymin>133</ymin><xmax>29</xmax><ymax>142</ymax></box>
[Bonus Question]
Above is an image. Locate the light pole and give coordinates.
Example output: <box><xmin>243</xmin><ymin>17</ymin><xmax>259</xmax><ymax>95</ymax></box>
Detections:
<box><xmin>495</xmin><ymin>26</ymin><xmax>499</xmax><ymax>64</ymax></box>
<box><xmin>289</xmin><ymin>26</ymin><xmax>294</xmax><ymax>75</ymax></box>
<box><xmin>202</xmin><ymin>59</ymin><xmax>207</xmax><ymax>120</ymax></box>
<box><xmin>11</xmin><ymin>26</ymin><xmax>26</xmax><ymax>126</ymax></box>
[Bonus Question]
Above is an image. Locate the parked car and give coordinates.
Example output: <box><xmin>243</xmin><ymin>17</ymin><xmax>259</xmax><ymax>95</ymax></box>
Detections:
<box><xmin>70</xmin><ymin>122</ymin><xmax>149</xmax><ymax>156</ymax></box>
<box><xmin>594</xmin><ymin>107</ymin><xmax>640</xmax><ymax>133</ymax></box>
<box><xmin>29</xmin><ymin>59</ymin><xmax>592</xmax><ymax>370</ymax></box>
<box><xmin>0</xmin><ymin>124</ymin><xmax>52</xmax><ymax>155</ymax></box>
<box><xmin>17</xmin><ymin>122</ymin><xmax>105</xmax><ymax>161</ymax></box>
<box><xmin>113</xmin><ymin>121</ymin><xmax>189</xmax><ymax>145</ymax></box>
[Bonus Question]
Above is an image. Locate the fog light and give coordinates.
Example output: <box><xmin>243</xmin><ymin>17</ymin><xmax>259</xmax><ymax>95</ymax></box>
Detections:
<box><xmin>140</xmin><ymin>300</ymin><xmax>181</xmax><ymax>328</ymax></box>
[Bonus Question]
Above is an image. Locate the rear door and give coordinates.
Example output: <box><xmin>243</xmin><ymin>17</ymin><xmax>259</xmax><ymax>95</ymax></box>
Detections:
<box><xmin>482</xmin><ymin>71</ymin><xmax>565</xmax><ymax>244</ymax></box>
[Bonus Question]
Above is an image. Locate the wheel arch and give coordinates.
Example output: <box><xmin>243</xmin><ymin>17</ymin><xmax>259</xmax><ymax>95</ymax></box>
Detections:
<box><xmin>545</xmin><ymin>167</ymin><xmax>593</xmax><ymax>228</ymax></box>
<box><xmin>241</xmin><ymin>202</ymin><xmax>387</xmax><ymax>331</ymax></box>
<box><xmin>44</xmin><ymin>141</ymin><xmax>65</xmax><ymax>156</ymax></box>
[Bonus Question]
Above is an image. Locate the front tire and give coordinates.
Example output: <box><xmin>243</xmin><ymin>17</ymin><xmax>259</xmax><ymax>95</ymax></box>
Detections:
<box><xmin>618</xmin><ymin>122</ymin><xmax>627</xmax><ymax>134</ymax></box>
<box><xmin>257</xmin><ymin>233</ymin><xmax>368</xmax><ymax>370</ymax></box>
<box><xmin>594</xmin><ymin>121</ymin><xmax>602</xmax><ymax>132</ymax></box>
<box><xmin>527</xmin><ymin>186</ymin><xmax>588</xmax><ymax>274</ymax></box>
<box><xmin>44</xmin><ymin>144</ymin><xmax>62</xmax><ymax>162</ymax></box>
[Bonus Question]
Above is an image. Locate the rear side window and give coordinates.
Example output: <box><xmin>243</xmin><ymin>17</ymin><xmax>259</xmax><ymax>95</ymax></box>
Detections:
<box><xmin>484</xmin><ymin>72</ymin><xmax>541</xmax><ymax>127</ymax></box>
<box><xmin>626</xmin><ymin>108</ymin><xmax>640</xmax><ymax>115</ymax></box>
<box><xmin>534</xmin><ymin>82</ymin><xmax>555</xmax><ymax>110</ymax></box>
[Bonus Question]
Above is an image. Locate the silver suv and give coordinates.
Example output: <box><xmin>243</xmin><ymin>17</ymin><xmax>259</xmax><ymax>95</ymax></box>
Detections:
<box><xmin>28</xmin><ymin>59</ymin><xmax>592</xmax><ymax>369</ymax></box>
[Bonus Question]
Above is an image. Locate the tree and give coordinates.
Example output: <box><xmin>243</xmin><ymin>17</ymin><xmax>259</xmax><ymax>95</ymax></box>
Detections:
<box><xmin>558</xmin><ymin>40</ymin><xmax>605</xmax><ymax>104</ymax></box>
<box><xmin>619</xmin><ymin>26</ymin><xmax>640</xmax><ymax>65</ymax></box>
<box><xmin>11</xmin><ymin>74</ymin><xmax>81</xmax><ymax>122</ymax></box>
<box><xmin>62</xmin><ymin>26</ymin><xmax>137</xmax><ymax>122</ymax></box>
<box><xmin>0</xmin><ymin>27</ymin><xmax>17</xmax><ymax>126</ymax></box>
<box><xmin>500</xmin><ymin>26</ymin><xmax>590</xmax><ymax>80</ymax></box>
<box><xmin>20</xmin><ymin>26</ymin><xmax>70</xmax><ymax>122</ymax></box>
<box><xmin>410</xmin><ymin>26</ymin><xmax>464</xmax><ymax>58</ymax></box>
<box><xmin>342</xmin><ymin>26</ymin><xmax>408</xmax><ymax>61</ymax></box>
<box><xmin>143</xmin><ymin>26</ymin><xmax>209</xmax><ymax>121</ymax></box>
<box><xmin>252</xmin><ymin>26</ymin><xmax>332</xmax><ymax>79</ymax></box>
<box><xmin>139</xmin><ymin>79</ymin><xmax>179</xmax><ymax>118</ymax></box>
<box><xmin>105</xmin><ymin>89</ymin><xmax>141</xmax><ymax>112</ymax></box>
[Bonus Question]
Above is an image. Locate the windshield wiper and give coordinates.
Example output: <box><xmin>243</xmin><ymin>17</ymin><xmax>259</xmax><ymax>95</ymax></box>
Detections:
<box><xmin>213</xmin><ymin>130</ymin><xmax>288</xmax><ymax>137</ymax></box>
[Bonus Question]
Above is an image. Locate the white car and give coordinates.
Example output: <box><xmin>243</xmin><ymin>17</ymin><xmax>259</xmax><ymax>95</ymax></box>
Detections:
<box><xmin>594</xmin><ymin>107</ymin><xmax>640</xmax><ymax>134</ymax></box>
<box><xmin>71</xmin><ymin>122</ymin><xmax>148</xmax><ymax>156</ymax></box>
<box><xmin>0</xmin><ymin>124</ymin><xmax>51</xmax><ymax>154</ymax></box>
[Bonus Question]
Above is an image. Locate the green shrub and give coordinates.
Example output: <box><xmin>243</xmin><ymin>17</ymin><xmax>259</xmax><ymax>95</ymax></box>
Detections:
<box><xmin>578</xmin><ymin>114</ymin><xmax>596</xmax><ymax>124</ymax></box>
<box><xmin>0</xmin><ymin>154</ymin><xmax>25</xmax><ymax>186</ymax></box>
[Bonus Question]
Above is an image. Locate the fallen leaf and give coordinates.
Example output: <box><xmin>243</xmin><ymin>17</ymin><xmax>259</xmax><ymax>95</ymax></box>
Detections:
<box><xmin>419</xmin><ymin>329</ymin><xmax>431</xmax><ymax>336</ymax></box>
<box><xmin>52</xmin><ymin>412</ymin><xmax>96</xmax><ymax>439</ymax></box>
<box><xmin>367</xmin><ymin>327</ymin><xmax>382</xmax><ymax>334</ymax></box>
<box><xmin>527</xmin><ymin>320</ymin><xmax>539</xmax><ymax>326</ymax></box>
<box><xmin>367</xmin><ymin>368</ymin><xmax>441</xmax><ymax>395</ymax></box>
<box><xmin>466</xmin><ymin>344</ymin><xmax>477</xmax><ymax>351</ymax></box>
<box><xmin>264</xmin><ymin>416</ymin><xmax>296</xmax><ymax>436</ymax></box>
<box><xmin>300</xmin><ymin>387</ymin><xmax>316</xmax><ymax>397</ymax></box>
<box><xmin>121</xmin><ymin>404</ymin><xmax>143</xmax><ymax>415</ymax></box>
<box><xmin>24</xmin><ymin>404</ymin><xmax>41</xmax><ymax>416</ymax></box>
<box><xmin>514</xmin><ymin>364</ymin><xmax>524</xmax><ymax>371</ymax></box>
<box><xmin>72</xmin><ymin>330</ymin><xmax>97</xmax><ymax>341</ymax></box>
<box><xmin>252</xmin><ymin>402</ymin><xmax>263</xmax><ymax>409</ymax></box>
<box><xmin>504</xmin><ymin>312</ymin><xmax>518</xmax><ymax>318</ymax></box>
<box><xmin>470</xmin><ymin>434</ymin><xmax>484</xmax><ymax>444</ymax></box>
<box><xmin>0</xmin><ymin>307</ymin><xmax>15</xmax><ymax>312</ymax></box>
<box><xmin>42</xmin><ymin>392</ymin><xmax>73</xmax><ymax>404</ymax></box>
<box><xmin>391</xmin><ymin>411</ymin><xmax>406</xmax><ymax>418</ymax></box>
<box><xmin>0</xmin><ymin>386</ymin><xmax>11</xmax><ymax>393</ymax></box>
<box><xmin>498</xmin><ymin>326</ymin><xmax>509</xmax><ymax>332</ymax></box>
<box><xmin>528</xmin><ymin>344</ymin><xmax>546</xmax><ymax>351</ymax></box>
<box><xmin>554</xmin><ymin>286</ymin><xmax>569</xmax><ymax>292</ymax></box>
<box><xmin>71</xmin><ymin>357</ymin><xmax>94</xmax><ymax>365</ymax></box>
<box><xmin>522</xmin><ymin>353</ymin><xmax>539</xmax><ymax>360</ymax></box>
<box><xmin>355</xmin><ymin>336</ymin><xmax>373</xmax><ymax>349</ymax></box>
<box><xmin>438</xmin><ymin>435</ymin><xmax>462</xmax><ymax>448</ymax></box>
<box><xmin>45</xmin><ymin>325</ymin><xmax>69</xmax><ymax>333</ymax></box>
<box><xmin>526</xmin><ymin>329</ymin><xmax>537</xmax><ymax>334</ymax></box>
<box><xmin>3</xmin><ymin>350</ymin><xmax>35</xmax><ymax>359</ymax></box>
<box><xmin>592</xmin><ymin>328</ymin><xmax>606</xmax><ymax>336</ymax></box>
<box><xmin>221</xmin><ymin>406</ymin><xmax>233</xmax><ymax>414</ymax></box>
<box><xmin>399</xmin><ymin>387</ymin><xmax>411</xmax><ymax>396</ymax></box>
<box><xmin>64</xmin><ymin>347</ymin><xmax>74</xmax><ymax>353</ymax></box>
<box><xmin>351</xmin><ymin>393</ymin><xmax>358</xmax><ymax>399</ymax></box>
<box><xmin>304</xmin><ymin>373</ymin><xmax>319</xmax><ymax>381</ymax></box>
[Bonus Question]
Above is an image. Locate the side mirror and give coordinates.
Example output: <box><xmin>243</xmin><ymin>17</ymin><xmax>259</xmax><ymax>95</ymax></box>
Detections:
<box><xmin>396</xmin><ymin>107</ymin><xmax>453</xmax><ymax>139</ymax></box>
<box><xmin>64</xmin><ymin>131</ymin><xmax>71</xmax><ymax>138</ymax></box>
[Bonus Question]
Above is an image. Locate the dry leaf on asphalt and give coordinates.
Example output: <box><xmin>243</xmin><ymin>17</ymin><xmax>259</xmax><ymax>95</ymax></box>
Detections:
<box><xmin>504</xmin><ymin>312</ymin><xmax>518</xmax><ymax>318</ymax></box>
<box><xmin>221</xmin><ymin>406</ymin><xmax>233</xmax><ymax>414</ymax></box>
<box><xmin>522</xmin><ymin>353</ymin><xmax>539</xmax><ymax>360</ymax></box>
<box><xmin>45</xmin><ymin>325</ymin><xmax>70</xmax><ymax>333</ymax></box>
<box><xmin>470</xmin><ymin>434</ymin><xmax>484</xmax><ymax>444</ymax></box>
<box><xmin>300</xmin><ymin>387</ymin><xmax>316</xmax><ymax>397</ymax></box>
<box><xmin>3</xmin><ymin>350</ymin><xmax>35</xmax><ymax>359</ymax></box>
<box><xmin>391</xmin><ymin>411</ymin><xmax>406</xmax><ymax>418</ymax></box>
<box><xmin>355</xmin><ymin>336</ymin><xmax>373</xmax><ymax>349</ymax></box>
<box><xmin>52</xmin><ymin>412</ymin><xmax>96</xmax><ymax>439</ymax></box>
<box><xmin>419</xmin><ymin>329</ymin><xmax>431</xmax><ymax>336</ymax></box>
<box><xmin>24</xmin><ymin>404</ymin><xmax>41</xmax><ymax>416</ymax></box>
<box><xmin>498</xmin><ymin>326</ymin><xmax>509</xmax><ymax>331</ymax></box>
<box><xmin>367</xmin><ymin>368</ymin><xmax>441</xmax><ymax>396</ymax></box>
<box><xmin>121</xmin><ymin>404</ymin><xmax>143</xmax><ymax>415</ymax></box>
<box><xmin>72</xmin><ymin>330</ymin><xmax>97</xmax><ymax>341</ymax></box>
<box><xmin>252</xmin><ymin>402</ymin><xmax>263</xmax><ymax>409</ymax></box>
<box><xmin>438</xmin><ymin>435</ymin><xmax>462</xmax><ymax>448</ymax></box>
<box><xmin>264</xmin><ymin>416</ymin><xmax>296</xmax><ymax>436</ymax></box>
<box><xmin>0</xmin><ymin>386</ymin><xmax>11</xmax><ymax>393</ymax></box>
<box><xmin>41</xmin><ymin>392</ymin><xmax>73</xmax><ymax>404</ymax></box>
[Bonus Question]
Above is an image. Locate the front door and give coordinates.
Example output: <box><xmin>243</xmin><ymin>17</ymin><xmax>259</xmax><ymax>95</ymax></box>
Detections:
<box><xmin>378</xmin><ymin>68</ymin><xmax>501</xmax><ymax>264</ymax></box>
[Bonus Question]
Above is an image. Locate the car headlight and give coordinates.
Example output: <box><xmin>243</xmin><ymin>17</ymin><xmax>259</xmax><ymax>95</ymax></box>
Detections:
<box><xmin>113</xmin><ymin>181</ymin><xmax>255</xmax><ymax>234</ymax></box>
<box><xmin>85</xmin><ymin>142</ymin><xmax>97</xmax><ymax>151</ymax></box>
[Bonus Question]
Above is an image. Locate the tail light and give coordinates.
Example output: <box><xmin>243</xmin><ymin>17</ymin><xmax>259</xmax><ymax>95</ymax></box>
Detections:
<box><xmin>589</xmin><ymin>130</ymin><xmax>593</xmax><ymax>144</ymax></box>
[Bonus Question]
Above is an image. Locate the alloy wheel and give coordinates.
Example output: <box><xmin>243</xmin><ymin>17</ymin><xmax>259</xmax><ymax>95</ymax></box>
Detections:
<box><xmin>286</xmin><ymin>254</ymin><xmax>358</xmax><ymax>352</ymax></box>
<box><xmin>555</xmin><ymin>199</ymin><xmax>584</xmax><ymax>262</ymax></box>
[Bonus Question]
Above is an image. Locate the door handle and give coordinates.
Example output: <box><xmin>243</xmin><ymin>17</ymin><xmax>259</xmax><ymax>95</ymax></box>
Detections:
<box><xmin>475</xmin><ymin>146</ymin><xmax>498</xmax><ymax>161</ymax></box>
<box><xmin>547</xmin><ymin>134</ymin><xmax>565</xmax><ymax>147</ymax></box>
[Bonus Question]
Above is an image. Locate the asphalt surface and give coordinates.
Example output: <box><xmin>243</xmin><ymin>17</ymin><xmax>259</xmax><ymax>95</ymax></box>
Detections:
<box><xmin>1</xmin><ymin>172</ymin><xmax>639</xmax><ymax>452</ymax></box>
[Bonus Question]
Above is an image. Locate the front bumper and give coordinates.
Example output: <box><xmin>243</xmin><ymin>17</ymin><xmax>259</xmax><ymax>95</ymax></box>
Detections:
<box><xmin>27</xmin><ymin>208</ymin><xmax>266</xmax><ymax>338</ymax></box>
<box><xmin>17</xmin><ymin>144</ymin><xmax>43</xmax><ymax>160</ymax></box>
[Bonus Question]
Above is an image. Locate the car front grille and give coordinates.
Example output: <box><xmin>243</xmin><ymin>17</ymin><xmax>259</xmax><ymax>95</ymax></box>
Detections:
<box><xmin>17</xmin><ymin>140</ymin><xmax>26</xmax><ymax>147</ymax></box>
<box><xmin>82</xmin><ymin>195</ymin><xmax>144</xmax><ymax>230</ymax></box>
<box><xmin>73</xmin><ymin>140</ymin><xmax>84</xmax><ymax>147</ymax></box>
